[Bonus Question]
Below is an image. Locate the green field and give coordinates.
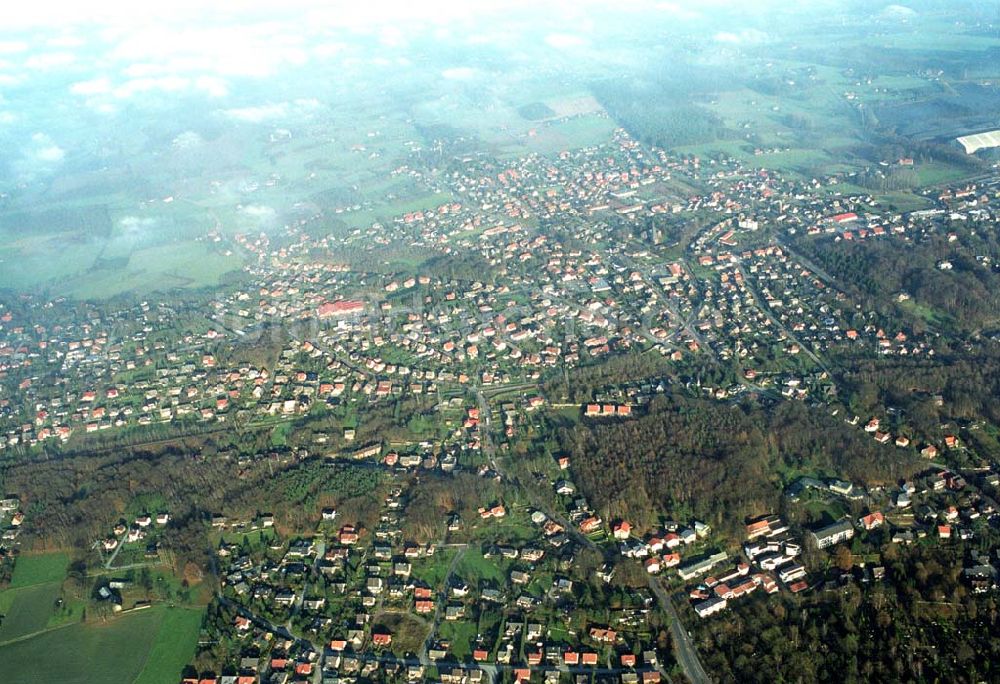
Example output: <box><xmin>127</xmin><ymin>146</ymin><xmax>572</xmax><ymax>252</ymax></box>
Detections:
<box><xmin>0</xmin><ymin>604</ymin><xmax>203</xmax><ymax>684</ymax></box>
<box><xmin>217</xmin><ymin>527</ymin><xmax>277</xmax><ymax>549</ymax></box>
<box><xmin>455</xmin><ymin>550</ymin><xmax>507</xmax><ymax>585</ymax></box>
<box><xmin>8</xmin><ymin>553</ymin><xmax>70</xmax><ymax>589</ymax></box>
<box><xmin>271</xmin><ymin>421</ymin><xmax>293</xmax><ymax>447</ymax></box>
<box><xmin>0</xmin><ymin>553</ymin><xmax>79</xmax><ymax>642</ymax></box>
<box><xmin>436</xmin><ymin>618</ymin><xmax>479</xmax><ymax>660</ymax></box>
<box><xmin>0</xmin><ymin>553</ymin><xmax>202</xmax><ymax>683</ymax></box>
<box><xmin>503</xmin><ymin>114</ymin><xmax>618</xmax><ymax>159</ymax></box>
<box><xmin>409</xmin><ymin>548</ymin><xmax>460</xmax><ymax>588</ymax></box>
<box><xmin>801</xmin><ymin>498</ymin><xmax>848</xmax><ymax>527</ymax></box>
<box><xmin>0</xmin><ymin>228</ymin><xmax>245</xmax><ymax>300</ymax></box>
<box><xmin>872</xmin><ymin>190</ymin><xmax>935</xmax><ymax>213</ymax></box>
<box><xmin>133</xmin><ymin>607</ymin><xmax>205</xmax><ymax>684</ymax></box>
<box><xmin>58</xmin><ymin>241</ymin><xmax>245</xmax><ymax>300</ymax></box>
<box><xmin>0</xmin><ymin>582</ymin><xmax>66</xmax><ymax>642</ymax></box>
<box><xmin>337</xmin><ymin>191</ymin><xmax>456</xmax><ymax>230</ymax></box>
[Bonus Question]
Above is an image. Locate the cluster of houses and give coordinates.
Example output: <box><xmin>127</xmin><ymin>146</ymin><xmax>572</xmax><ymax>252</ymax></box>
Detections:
<box><xmin>689</xmin><ymin>560</ymin><xmax>780</xmax><ymax>618</ymax></box>
<box><xmin>100</xmin><ymin>511</ymin><xmax>169</xmax><ymax>554</ymax></box>
<box><xmin>201</xmin><ymin>448</ymin><xmax>676</xmax><ymax>684</ymax></box>
<box><xmin>183</xmin><ymin>630</ymin><xmax>321</xmax><ymax>684</ymax></box>
<box><xmin>687</xmin><ymin>514</ymin><xmax>805</xmax><ymax>619</ymax></box>
<box><xmin>4</xmin><ymin>130</ymin><xmax>992</xmax><ymax>465</ymax></box>
<box><xmin>891</xmin><ymin>467</ymin><xmax>999</xmax><ymax>548</ymax></box>
<box><xmin>612</xmin><ymin>519</ymin><xmax>711</xmax><ymax>576</ymax></box>
<box><xmin>0</xmin><ymin>496</ymin><xmax>23</xmax><ymax>543</ymax></box>
<box><xmin>849</xmin><ymin>414</ymin><xmax>952</xmax><ymax>456</ymax></box>
<box><xmin>583</xmin><ymin>403</ymin><xmax>633</xmax><ymax>418</ymax></box>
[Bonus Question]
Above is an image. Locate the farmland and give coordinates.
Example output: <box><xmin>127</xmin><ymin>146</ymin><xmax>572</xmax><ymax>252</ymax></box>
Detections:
<box><xmin>0</xmin><ymin>554</ymin><xmax>75</xmax><ymax>642</ymax></box>
<box><xmin>0</xmin><ymin>552</ymin><xmax>203</xmax><ymax>684</ymax></box>
<box><xmin>0</xmin><ymin>582</ymin><xmax>79</xmax><ymax>642</ymax></box>
<box><xmin>2</xmin><ymin>3</ymin><xmax>1000</xmax><ymax>683</ymax></box>
<box><xmin>0</xmin><ymin>604</ymin><xmax>203</xmax><ymax>684</ymax></box>
<box><xmin>133</xmin><ymin>607</ymin><xmax>206</xmax><ymax>684</ymax></box>
<box><xmin>6</xmin><ymin>552</ymin><xmax>69</xmax><ymax>589</ymax></box>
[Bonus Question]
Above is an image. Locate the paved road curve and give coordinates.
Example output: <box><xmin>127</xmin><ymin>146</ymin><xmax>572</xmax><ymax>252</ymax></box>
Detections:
<box><xmin>476</xmin><ymin>385</ymin><xmax>710</xmax><ymax>683</ymax></box>
<box><xmin>647</xmin><ymin>575</ymin><xmax>712</xmax><ymax>684</ymax></box>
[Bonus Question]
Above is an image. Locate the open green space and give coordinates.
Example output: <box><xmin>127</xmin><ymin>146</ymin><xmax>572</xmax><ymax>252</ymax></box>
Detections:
<box><xmin>375</xmin><ymin>611</ymin><xmax>429</xmax><ymax>657</ymax></box>
<box><xmin>0</xmin><ymin>582</ymin><xmax>66</xmax><ymax>641</ymax></box>
<box><xmin>133</xmin><ymin>607</ymin><xmax>205</xmax><ymax>684</ymax></box>
<box><xmin>455</xmin><ymin>550</ymin><xmax>507</xmax><ymax>585</ymax></box>
<box><xmin>8</xmin><ymin>552</ymin><xmax>70</xmax><ymax>589</ymax></box>
<box><xmin>436</xmin><ymin>618</ymin><xmax>479</xmax><ymax>660</ymax></box>
<box><xmin>801</xmin><ymin>498</ymin><xmax>848</xmax><ymax>527</ymax></box>
<box><xmin>409</xmin><ymin>549</ymin><xmax>459</xmax><ymax>588</ymax></box>
<box><xmin>217</xmin><ymin>527</ymin><xmax>278</xmax><ymax>550</ymax></box>
<box><xmin>60</xmin><ymin>241</ymin><xmax>245</xmax><ymax>300</ymax></box>
<box><xmin>0</xmin><ymin>230</ymin><xmax>245</xmax><ymax>299</ymax></box>
<box><xmin>0</xmin><ymin>604</ymin><xmax>203</xmax><ymax>684</ymax></box>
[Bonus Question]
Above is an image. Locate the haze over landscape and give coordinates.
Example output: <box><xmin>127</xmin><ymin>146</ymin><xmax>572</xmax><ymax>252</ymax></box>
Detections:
<box><xmin>2</xmin><ymin>1</ymin><xmax>1000</xmax><ymax>683</ymax></box>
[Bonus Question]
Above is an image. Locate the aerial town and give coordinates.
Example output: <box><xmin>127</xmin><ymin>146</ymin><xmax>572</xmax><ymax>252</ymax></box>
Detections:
<box><xmin>4</xmin><ymin>3</ymin><xmax>1000</xmax><ymax>681</ymax></box>
<box><xmin>3</xmin><ymin>123</ymin><xmax>1000</xmax><ymax>684</ymax></box>
<box><xmin>8</xmin><ymin>129</ymin><xmax>997</xmax><ymax>452</ymax></box>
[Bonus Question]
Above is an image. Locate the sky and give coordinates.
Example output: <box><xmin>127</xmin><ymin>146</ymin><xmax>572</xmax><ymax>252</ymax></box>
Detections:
<box><xmin>0</xmin><ymin>0</ymin><xmax>864</xmax><ymax>86</ymax></box>
<box><xmin>0</xmin><ymin>0</ymin><xmax>751</xmax><ymax>106</ymax></box>
<box><xmin>0</xmin><ymin>0</ymin><xmax>912</xmax><ymax>186</ymax></box>
<box><xmin>0</xmin><ymin>0</ymin><xmax>787</xmax><ymax>30</ymax></box>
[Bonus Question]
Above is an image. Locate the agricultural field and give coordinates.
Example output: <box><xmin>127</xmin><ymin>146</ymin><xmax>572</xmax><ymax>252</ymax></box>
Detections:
<box><xmin>0</xmin><ymin>208</ymin><xmax>245</xmax><ymax>299</ymax></box>
<box><xmin>60</xmin><ymin>241</ymin><xmax>245</xmax><ymax>300</ymax></box>
<box><xmin>0</xmin><ymin>582</ymin><xmax>84</xmax><ymax>643</ymax></box>
<box><xmin>133</xmin><ymin>607</ymin><xmax>206</xmax><ymax>684</ymax></box>
<box><xmin>0</xmin><ymin>552</ymin><xmax>204</xmax><ymax>683</ymax></box>
<box><xmin>6</xmin><ymin>552</ymin><xmax>70</xmax><ymax>589</ymax></box>
<box><xmin>0</xmin><ymin>604</ymin><xmax>203</xmax><ymax>684</ymax></box>
<box><xmin>0</xmin><ymin>553</ymin><xmax>76</xmax><ymax>642</ymax></box>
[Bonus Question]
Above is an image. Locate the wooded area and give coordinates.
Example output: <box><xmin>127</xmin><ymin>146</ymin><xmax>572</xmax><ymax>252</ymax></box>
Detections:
<box><xmin>558</xmin><ymin>395</ymin><xmax>918</xmax><ymax>537</ymax></box>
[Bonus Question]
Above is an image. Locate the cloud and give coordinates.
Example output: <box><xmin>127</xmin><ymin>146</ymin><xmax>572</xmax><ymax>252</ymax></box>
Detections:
<box><xmin>312</xmin><ymin>42</ymin><xmax>345</xmax><ymax>59</ymax></box>
<box><xmin>714</xmin><ymin>29</ymin><xmax>769</xmax><ymax>45</ymax></box>
<box><xmin>378</xmin><ymin>26</ymin><xmax>406</xmax><ymax>47</ymax></box>
<box><xmin>239</xmin><ymin>204</ymin><xmax>276</xmax><ymax>218</ymax></box>
<box><xmin>70</xmin><ymin>77</ymin><xmax>113</xmax><ymax>95</ymax></box>
<box><xmin>195</xmin><ymin>75</ymin><xmax>229</xmax><ymax>97</ymax></box>
<box><xmin>88</xmin><ymin>101</ymin><xmax>118</xmax><ymax>115</ymax></box>
<box><xmin>223</xmin><ymin>103</ymin><xmax>290</xmax><ymax>123</ymax></box>
<box><xmin>120</xmin><ymin>216</ymin><xmax>157</xmax><ymax>231</ymax></box>
<box><xmin>171</xmin><ymin>131</ymin><xmax>204</xmax><ymax>150</ymax></box>
<box><xmin>121</xmin><ymin>62</ymin><xmax>169</xmax><ymax>78</ymax></box>
<box><xmin>72</xmin><ymin>71</ymin><xmax>226</xmax><ymax>100</ymax></box>
<box><xmin>111</xmin><ymin>24</ymin><xmax>310</xmax><ymax>78</ymax></box>
<box><xmin>47</xmin><ymin>35</ymin><xmax>86</xmax><ymax>48</ymax></box>
<box><xmin>24</xmin><ymin>52</ymin><xmax>77</xmax><ymax>69</ymax></box>
<box><xmin>0</xmin><ymin>41</ymin><xmax>28</xmax><ymax>54</ymax></box>
<box><xmin>113</xmin><ymin>75</ymin><xmax>190</xmax><ymax>98</ymax></box>
<box><xmin>441</xmin><ymin>67</ymin><xmax>477</xmax><ymax>81</ymax></box>
<box><xmin>881</xmin><ymin>4</ymin><xmax>915</xmax><ymax>18</ymax></box>
<box><xmin>544</xmin><ymin>33</ymin><xmax>587</xmax><ymax>49</ymax></box>
<box><xmin>28</xmin><ymin>133</ymin><xmax>65</xmax><ymax>163</ymax></box>
<box><xmin>654</xmin><ymin>2</ymin><xmax>701</xmax><ymax>20</ymax></box>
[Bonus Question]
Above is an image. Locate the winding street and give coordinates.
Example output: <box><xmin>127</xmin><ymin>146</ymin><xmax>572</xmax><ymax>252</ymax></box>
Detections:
<box><xmin>475</xmin><ymin>384</ymin><xmax>712</xmax><ymax>684</ymax></box>
<box><xmin>417</xmin><ymin>544</ymin><xmax>468</xmax><ymax>668</ymax></box>
<box><xmin>647</xmin><ymin>576</ymin><xmax>712</xmax><ymax>684</ymax></box>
